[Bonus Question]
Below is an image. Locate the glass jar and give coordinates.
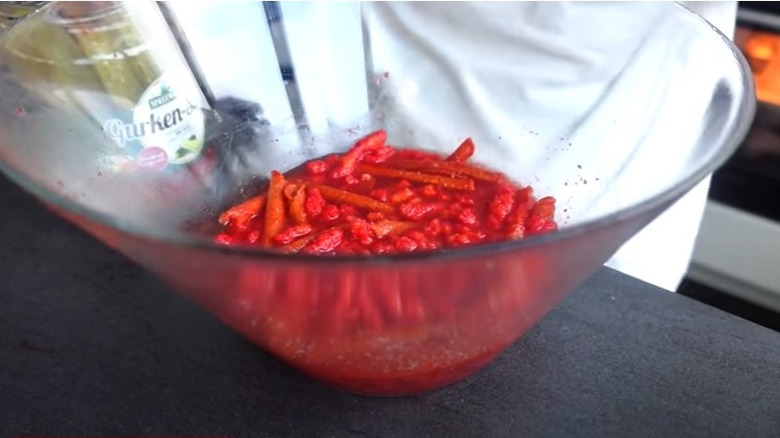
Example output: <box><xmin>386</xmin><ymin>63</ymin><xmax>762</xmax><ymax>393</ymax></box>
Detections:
<box><xmin>0</xmin><ymin>1</ymin><xmax>209</xmax><ymax>169</ymax></box>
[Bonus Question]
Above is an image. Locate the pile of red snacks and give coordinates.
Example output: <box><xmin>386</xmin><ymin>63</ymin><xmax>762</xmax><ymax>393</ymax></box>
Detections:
<box><xmin>214</xmin><ymin>130</ymin><xmax>558</xmax><ymax>253</ymax></box>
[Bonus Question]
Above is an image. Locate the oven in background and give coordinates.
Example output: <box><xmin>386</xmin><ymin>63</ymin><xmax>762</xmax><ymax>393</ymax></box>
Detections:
<box><xmin>683</xmin><ymin>2</ymin><xmax>780</xmax><ymax>331</ymax></box>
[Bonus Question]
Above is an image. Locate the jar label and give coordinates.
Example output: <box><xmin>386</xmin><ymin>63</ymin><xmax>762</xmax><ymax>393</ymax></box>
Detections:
<box><xmin>102</xmin><ymin>69</ymin><xmax>206</xmax><ymax>168</ymax></box>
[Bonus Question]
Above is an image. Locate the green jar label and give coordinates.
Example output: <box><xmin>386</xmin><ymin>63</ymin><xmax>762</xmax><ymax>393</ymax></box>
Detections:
<box><xmin>102</xmin><ymin>69</ymin><xmax>206</xmax><ymax>169</ymax></box>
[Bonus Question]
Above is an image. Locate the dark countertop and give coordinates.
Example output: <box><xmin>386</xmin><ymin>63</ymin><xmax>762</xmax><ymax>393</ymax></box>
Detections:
<box><xmin>1</xmin><ymin>174</ymin><xmax>780</xmax><ymax>438</ymax></box>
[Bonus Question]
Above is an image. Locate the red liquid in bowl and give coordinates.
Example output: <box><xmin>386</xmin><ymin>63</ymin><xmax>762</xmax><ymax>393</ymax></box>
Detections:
<box><xmin>221</xmin><ymin>259</ymin><xmax>552</xmax><ymax>395</ymax></box>
<box><xmin>210</xmin><ymin>131</ymin><xmax>559</xmax><ymax>394</ymax></box>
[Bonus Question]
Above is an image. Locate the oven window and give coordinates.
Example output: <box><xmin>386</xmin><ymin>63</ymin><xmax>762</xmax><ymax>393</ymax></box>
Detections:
<box><xmin>709</xmin><ymin>23</ymin><xmax>780</xmax><ymax>222</ymax></box>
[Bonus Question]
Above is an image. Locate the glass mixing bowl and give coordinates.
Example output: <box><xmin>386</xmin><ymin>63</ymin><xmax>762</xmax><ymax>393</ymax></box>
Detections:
<box><xmin>0</xmin><ymin>1</ymin><xmax>754</xmax><ymax>395</ymax></box>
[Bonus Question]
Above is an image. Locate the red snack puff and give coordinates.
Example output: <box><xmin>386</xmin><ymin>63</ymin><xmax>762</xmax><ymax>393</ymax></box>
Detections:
<box><xmin>331</xmin><ymin>130</ymin><xmax>388</xmax><ymax>179</ymax></box>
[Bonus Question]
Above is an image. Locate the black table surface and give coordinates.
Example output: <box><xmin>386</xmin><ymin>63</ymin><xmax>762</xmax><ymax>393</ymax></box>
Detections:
<box><xmin>1</xmin><ymin>174</ymin><xmax>780</xmax><ymax>438</ymax></box>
